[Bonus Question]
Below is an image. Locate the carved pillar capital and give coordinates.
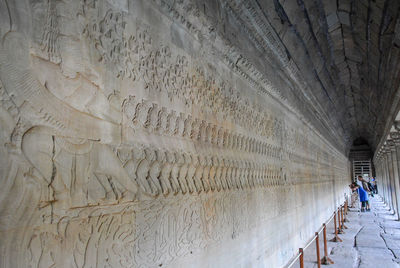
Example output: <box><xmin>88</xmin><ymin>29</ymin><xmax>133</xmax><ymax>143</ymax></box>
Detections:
<box><xmin>382</xmin><ymin>148</ymin><xmax>392</xmax><ymax>159</ymax></box>
<box><xmin>381</xmin><ymin>142</ymin><xmax>392</xmax><ymax>155</ymax></box>
<box><xmin>376</xmin><ymin>153</ymin><xmax>383</xmax><ymax>163</ymax></box>
<box><xmin>394</xmin><ymin>121</ymin><xmax>400</xmax><ymax>131</ymax></box>
<box><xmin>390</xmin><ymin>131</ymin><xmax>400</xmax><ymax>146</ymax></box>
<box><xmin>386</xmin><ymin>139</ymin><xmax>397</xmax><ymax>152</ymax></box>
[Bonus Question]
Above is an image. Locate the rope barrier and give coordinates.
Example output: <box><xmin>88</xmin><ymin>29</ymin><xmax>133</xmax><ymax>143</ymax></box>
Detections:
<box><xmin>285</xmin><ymin>198</ymin><xmax>349</xmax><ymax>268</ymax></box>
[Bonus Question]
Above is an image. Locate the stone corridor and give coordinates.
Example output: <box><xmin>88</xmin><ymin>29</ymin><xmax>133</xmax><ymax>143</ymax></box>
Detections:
<box><xmin>302</xmin><ymin>196</ymin><xmax>400</xmax><ymax>268</ymax></box>
<box><xmin>1</xmin><ymin>0</ymin><xmax>400</xmax><ymax>267</ymax></box>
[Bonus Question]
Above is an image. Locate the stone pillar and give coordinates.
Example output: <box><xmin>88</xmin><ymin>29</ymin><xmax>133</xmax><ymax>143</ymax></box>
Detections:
<box><xmin>391</xmin><ymin>132</ymin><xmax>400</xmax><ymax>219</ymax></box>
<box><xmin>379</xmin><ymin>153</ymin><xmax>387</xmax><ymax>203</ymax></box>
<box><xmin>386</xmin><ymin>143</ymin><xmax>394</xmax><ymax>212</ymax></box>
<box><xmin>380</xmin><ymin>157</ymin><xmax>387</xmax><ymax>202</ymax></box>
<box><xmin>383</xmin><ymin>149</ymin><xmax>392</xmax><ymax>208</ymax></box>
<box><xmin>384</xmin><ymin>144</ymin><xmax>397</xmax><ymax>213</ymax></box>
<box><xmin>388</xmin><ymin>139</ymin><xmax>400</xmax><ymax>217</ymax></box>
<box><xmin>384</xmin><ymin>155</ymin><xmax>390</xmax><ymax>205</ymax></box>
<box><xmin>375</xmin><ymin>157</ymin><xmax>383</xmax><ymax>198</ymax></box>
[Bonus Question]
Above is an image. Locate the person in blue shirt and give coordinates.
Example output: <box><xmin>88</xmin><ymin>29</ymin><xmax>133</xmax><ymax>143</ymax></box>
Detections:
<box><xmin>350</xmin><ymin>182</ymin><xmax>370</xmax><ymax>212</ymax></box>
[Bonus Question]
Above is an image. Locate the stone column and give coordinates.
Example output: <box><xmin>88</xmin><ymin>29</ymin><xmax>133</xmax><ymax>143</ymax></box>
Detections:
<box><xmin>388</xmin><ymin>139</ymin><xmax>400</xmax><ymax>217</ymax></box>
<box><xmin>384</xmin><ymin>144</ymin><xmax>397</xmax><ymax>213</ymax></box>
<box><xmin>386</xmin><ymin>140</ymin><xmax>397</xmax><ymax>213</ymax></box>
<box><xmin>377</xmin><ymin>155</ymin><xmax>386</xmax><ymax>203</ymax></box>
<box><xmin>379</xmin><ymin>152</ymin><xmax>387</xmax><ymax>203</ymax></box>
<box><xmin>383</xmin><ymin>148</ymin><xmax>393</xmax><ymax>208</ymax></box>
<box><xmin>380</xmin><ymin>157</ymin><xmax>387</xmax><ymax>202</ymax></box>
<box><xmin>375</xmin><ymin>156</ymin><xmax>383</xmax><ymax>198</ymax></box>
<box><xmin>391</xmin><ymin>132</ymin><xmax>400</xmax><ymax>220</ymax></box>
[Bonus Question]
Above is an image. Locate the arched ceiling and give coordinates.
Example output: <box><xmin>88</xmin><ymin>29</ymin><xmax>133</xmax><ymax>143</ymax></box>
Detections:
<box><xmin>205</xmin><ymin>0</ymin><xmax>400</xmax><ymax>154</ymax></box>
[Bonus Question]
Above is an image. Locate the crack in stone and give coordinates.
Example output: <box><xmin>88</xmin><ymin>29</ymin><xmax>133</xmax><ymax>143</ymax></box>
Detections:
<box><xmin>49</xmin><ymin>135</ymin><xmax>57</xmax><ymax>224</ymax></box>
<box><xmin>353</xmin><ymin>225</ymin><xmax>364</xmax><ymax>268</ymax></box>
<box><xmin>379</xmin><ymin>232</ymin><xmax>398</xmax><ymax>261</ymax></box>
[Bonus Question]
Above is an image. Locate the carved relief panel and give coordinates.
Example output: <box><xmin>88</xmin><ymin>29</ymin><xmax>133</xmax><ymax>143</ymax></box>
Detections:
<box><xmin>0</xmin><ymin>0</ymin><xmax>350</xmax><ymax>267</ymax></box>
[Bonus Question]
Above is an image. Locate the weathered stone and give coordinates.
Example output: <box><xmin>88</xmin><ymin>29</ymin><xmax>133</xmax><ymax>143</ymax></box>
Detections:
<box><xmin>2</xmin><ymin>0</ymin><xmax>400</xmax><ymax>267</ymax></box>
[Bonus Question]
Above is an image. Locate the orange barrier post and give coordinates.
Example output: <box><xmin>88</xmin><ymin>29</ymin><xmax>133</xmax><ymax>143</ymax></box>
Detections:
<box><xmin>341</xmin><ymin>206</ymin><xmax>348</xmax><ymax>229</ymax></box>
<box><xmin>330</xmin><ymin>211</ymin><xmax>342</xmax><ymax>242</ymax></box>
<box><xmin>315</xmin><ymin>232</ymin><xmax>321</xmax><ymax>268</ymax></box>
<box><xmin>337</xmin><ymin>207</ymin><xmax>344</xmax><ymax>234</ymax></box>
<box><xmin>321</xmin><ymin>224</ymin><xmax>334</xmax><ymax>265</ymax></box>
<box><xmin>299</xmin><ymin>248</ymin><xmax>304</xmax><ymax>268</ymax></box>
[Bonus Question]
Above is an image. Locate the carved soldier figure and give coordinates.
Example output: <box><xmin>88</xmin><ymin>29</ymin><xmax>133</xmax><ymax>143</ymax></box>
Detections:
<box><xmin>167</xmin><ymin>110</ymin><xmax>177</xmax><ymax>136</ymax></box>
<box><xmin>172</xmin><ymin>151</ymin><xmax>187</xmax><ymax>194</ymax></box>
<box><xmin>183</xmin><ymin>115</ymin><xmax>192</xmax><ymax>139</ymax></box>
<box><xmin>124</xmin><ymin>144</ymin><xmax>145</xmax><ymax>186</ymax></box>
<box><xmin>222</xmin><ymin>131</ymin><xmax>229</xmax><ymax>149</ymax></box>
<box><xmin>248</xmin><ymin>162</ymin><xmax>256</xmax><ymax>188</ymax></box>
<box><xmin>214</xmin><ymin>156</ymin><xmax>223</xmax><ymax>192</ymax></box>
<box><xmin>238</xmin><ymin>160</ymin><xmax>246</xmax><ymax>189</ymax></box>
<box><xmin>193</xmin><ymin>155</ymin><xmax>205</xmax><ymax>193</ymax></box>
<box><xmin>243</xmin><ymin>137</ymin><xmax>249</xmax><ymax>152</ymax></box>
<box><xmin>208</xmin><ymin>123</ymin><xmax>216</xmax><ymax>145</ymax></box>
<box><xmin>190</xmin><ymin>118</ymin><xmax>200</xmax><ymax>140</ymax></box>
<box><xmin>274</xmin><ymin>167</ymin><xmax>279</xmax><ymax>186</ymax></box>
<box><xmin>122</xmin><ymin>95</ymin><xmax>138</xmax><ymax>130</ymax></box>
<box><xmin>261</xmin><ymin>165</ymin><xmax>268</xmax><ymax>187</ymax></box>
<box><xmin>148</xmin><ymin>148</ymin><xmax>163</xmax><ymax>196</ymax></box>
<box><xmin>220</xmin><ymin>158</ymin><xmax>228</xmax><ymax>190</ymax></box>
<box><xmin>230</xmin><ymin>159</ymin><xmax>239</xmax><ymax>190</ymax></box>
<box><xmin>204</xmin><ymin>155</ymin><xmax>215</xmax><ymax>192</ymax></box>
<box><xmin>157</xmin><ymin>107</ymin><xmax>169</xmax><ymax>134</ymax></box>
<box><xmin>242</xmin><ymin>161</ymin><xmax>250</xmax><ymax>189</ymax></box>
<box><xmin>159</xmin><ymin>151</ymin><xmax>175</xmax><ymax>194</ymax></box>
<box><xmin>225</xmin><ymin>159</ymin><xmax>233</xmax><ymax>190</ymax></box>
<box><xmin>238</xmin><ymin>159</ymin><xmax>247</xmax><ymax>189</ymax></box>
<box><xmin>232</xmin><ymin>134</ymin><xmax>238</xmax><ymax>150</ymax></box>
<box><xmin>236</xmin><ymin>160</ymin><xmax>246</xmax><ymax>189</ymax></box>
<box><xmin>133</xmin><ymin>99</ymin><xmax>151</xmax><ymax>128</ymax></box>
<box><xmin>156</xmin><ymin>150</ymin><xmax>172</xmax><ymax>196</ymax></box>
<box><xmin>175</xmin><ymin>112</ymin><xmax>185</xmax><ymax>137</ymax></box>
<box><xmin>255</xmin><ymin>163</ymin><xmax>262</xmax><ymax>187</ymax></box>
<box><xmin>217</xmin><ymin>128</ymin><xmax>224</xmax><ymax>147</ymax></box>
<box><xmin>232</xmin><ymin>159</ymin><xmax>243</xmax><ymax>189</ymax></box>
<box><xmin>237</xmin><ymin>135</ymin><xmax>243</xmax><ymax>151</ymax></box>
<box><xmin>146</xmin><ymin>103</ymin><xmax>159</xmax><ymax>132</ymax></box>
<box><xmin>200</xmin><ymin>155</ymin><xmax>211</xmax><ymax>193</ymax></box>
<box><xmin>136</xmin><ymin>147</ymin><xmax>153</xmax><ymax>195</ymax></box>
<box><xmin>182</xmin><ymin>152</ymin><xmax>196</xmax><ymax>193</ymax></box>
<box><xmin>199</xmin><ymin>120</ymin><xmax>207</xmax><ymax>142</ymax></box>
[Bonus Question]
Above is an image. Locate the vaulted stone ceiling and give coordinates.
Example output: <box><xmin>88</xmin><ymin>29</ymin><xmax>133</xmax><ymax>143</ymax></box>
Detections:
<box><xmin>203</xmin><ymin>0</ymin><xmax>400</xmax><ymax>153</ymax></box>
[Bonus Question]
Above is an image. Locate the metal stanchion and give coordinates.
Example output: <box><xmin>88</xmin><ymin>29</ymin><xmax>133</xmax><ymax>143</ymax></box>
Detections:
<box><xmin>321</xmin><ymin>223</ymin><xmax>334</xmax><ymax>265</ymax></box>
<box><xmin>330</xmin><ymin>211</ymin><xmax>342</xmax><ymax>242</ymax></box>
<box><xmin>286</xmin><ymin>202</ymin><xmax>348</xmax><ymax>267</ymax></box>
<box><xmin>337</xmin><ymin>207</ymin><xmax>344</xmax><ymax>234</ymax></box>
<box><xmin>299</xmin><ymin>248</ymin><xmax>304</xmax><ymax>268</ymax></box>
<box><xmin>315</xmin><ymin>232</ymin><xmax>321</xmax><ymax>268</ymax></box>
<box><xmin>341</xmin><ymin>206</ymin><xmax>348</xmax><ymax>229</ymax></box>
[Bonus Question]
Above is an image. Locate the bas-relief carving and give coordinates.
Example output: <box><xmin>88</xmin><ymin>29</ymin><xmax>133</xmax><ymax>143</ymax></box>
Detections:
<box><xmin>0</xmin><ymin>0</ymin><xmax>350</xmax><ymax>267</ymax></box>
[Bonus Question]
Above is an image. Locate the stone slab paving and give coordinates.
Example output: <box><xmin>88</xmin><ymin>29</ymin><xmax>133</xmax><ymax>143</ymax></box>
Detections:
<box><xmin>303</xmin><ymin>196</ymin><xmax>400</xmax><ymax>268</ymax></box>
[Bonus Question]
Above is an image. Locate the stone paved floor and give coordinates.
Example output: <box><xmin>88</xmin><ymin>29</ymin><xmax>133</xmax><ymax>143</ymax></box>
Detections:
<box><xmin>302</xmin><ymin>196</ymin><xmax>400</xmax><ymax>268</ymax></box>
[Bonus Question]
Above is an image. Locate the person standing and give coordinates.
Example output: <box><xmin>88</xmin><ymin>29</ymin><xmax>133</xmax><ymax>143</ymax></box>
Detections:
<box><xmin>349</xmin><ymin>182</ymin><xmax>359</xmax><ymax>208</ymax></box>
<box><xmin>371</xmin><ymin>177</ymin><xmax>378</xmax><ymax>194</ymax></box>
<box><xmin>357</xmin><ymin>176</ymin><xmax>371</xmax><ymax>211</ymax></box>
<box><xmin>367</xmin><ymin>177</ymin><xmax>374</xmax><ymax>197</ymax></box>
<box><xmin>351</xmin><ymin>182</ymin><xmax>370</xmax><ymax>212</ymax></box>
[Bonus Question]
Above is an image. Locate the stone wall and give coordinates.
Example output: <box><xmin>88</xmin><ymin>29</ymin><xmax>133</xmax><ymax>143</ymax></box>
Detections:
<box><xmin>0</xmin><ymin>0</ymin><xmax>349</xmax><ymax>267</ymax></box>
